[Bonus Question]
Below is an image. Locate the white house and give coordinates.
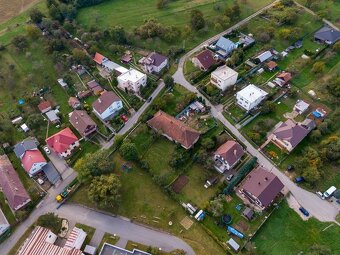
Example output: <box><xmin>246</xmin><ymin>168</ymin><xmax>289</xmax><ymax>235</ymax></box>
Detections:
<box><xmin>210</xmin><ymin>66</ymin><xmax>238</xmax><ymax>91</ymax></box>
<box><xmin>236</xmin><ymin>84</ymin><xmax>268</xmax><ymax>111</ymax></box>
<box><xmin>117</xmin><ymin>68</ymin><xmax>147</xmax><ymax>93</ymax></box>
<box><xmin>92</xmin><ymin>91</ymin><xmax>123</xmax><ymax>121</ymax></box>
<box><xmin>139</xmin><ymin>52</ymin><xmax>168</xmax><ymax>73</ymax></box>
<box><xmin>294</xmin><ymin>100</ymin><xmax>310</xmax><ymax>115</ymax></box>
<box><xmin>214</xmin><ymin>141</ymin><xmax>244</xmax><ymax>173</ymax></box>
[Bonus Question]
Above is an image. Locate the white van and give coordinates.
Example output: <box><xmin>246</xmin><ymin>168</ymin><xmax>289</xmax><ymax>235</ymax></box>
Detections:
<box><xmin>323</xmin><ymin>186</ymin><xmax>336</xmax><ymax>199</ymax></box>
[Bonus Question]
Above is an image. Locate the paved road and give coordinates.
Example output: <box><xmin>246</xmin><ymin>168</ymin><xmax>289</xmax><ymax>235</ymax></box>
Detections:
<box><xmin>173</xmin><ymin>2</ymin><xmax>339</xmax><ymax>222</ymax></box>
<box><xmin>102</xmin><ymin>81</ymin><xmax>165</xmax><ymax>149</ymax></box>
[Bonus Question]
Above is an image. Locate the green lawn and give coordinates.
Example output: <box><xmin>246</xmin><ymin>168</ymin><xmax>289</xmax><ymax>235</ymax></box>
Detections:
<box><xmin>96</xmin><ymin>233</ymin><xmax>120</xmax><ymax>255</ymax></box>
<box><xmin>75</xmin><ymin>223</ymin><xmax>96</xmax><ymax>250</ymax></box>
<box><xmin>253</xmin><ymin>201</ymin><xmax>340</xmax><ymax>255</ymax></box>
<box><xmin>0</xmin><ymin>192</ymin><xmax>16</xmax><ymax>225</ymax></box>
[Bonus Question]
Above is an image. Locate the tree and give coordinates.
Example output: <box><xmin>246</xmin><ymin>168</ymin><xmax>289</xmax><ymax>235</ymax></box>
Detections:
<box><xmin>12</xmin><ymin>35</ymin><xmax>29</xmax><ymax>51</ymax></box>
<box><xmin>261</xmin><ymin>101</ymin><xmax>276</xmax><ymax>114</ymax></box>
<box><xmin>29</xmin><ymin>8</ymin><xmax>44</xmax><ymax>23</ymax></box>
<box><xmin>190</xmin><ymin>10</ymin><xmax>205</xmax><ymax>30</ymax></box>
<box><xmin>310</xmin><ymin>130</ymin><xmax>322</xmax><ymax>143</ymax></box>
<box><xmin>157</xmin><ymin>0</ymin><xmax>168</xmax><ymax>9</ymax></box>
<box><xmin>88</xmin><ymin>174</ymin><xmax>121</xmax><ymax>208</ymax></box>
<box><xmin>201</xmin><ymin>138</ymin><xmax>215</xmax><ymax>150</ymax></box>
<box><xmin>209</xmin><ymin>195</ymin><xmax>224</xmax><ymax>217</ymax></box>
<box><xmin>75</xmin><ymin>150</ymin><xmax>114</xmax><ymax>183</ymax></box>
<box><xmin>110</xmin><ymin>26</ymin><xmax>127</xmax><ymax>44</ymax></box>
<box><xmin>113</xmin><ymin>135</ymin><xmax>124</xmax><ymax>149</ymax></box>
<box><xmin>332</xmin><ymin>41</ymin><xmax>340</xmax><ymax>52</ymax></box>
<box><xmin>72</xmin><ymin>48</ymin><xmax>86</xmax><ymax>63</ymax></box>
<box><xmin>281</xmin><ymin>0</ymin><xmax>294</xmax><ymax>6</ymax></box>
<box><xmin>37</xmin><ymin>213</ymin><xmax>61</xmax><ymax>233</ymax></box>
<box><xmin>326</xmin><ymin>74</ymin><xmax>340</xmax><ymax>97</ymax></box>
<box><xmin>26</xmin><ymin>25</ymin><xmax>40</xmax><ymax>39</ymax></box>
<box><xmin>26</xmin><ymin>114</ymin><xmax>43</xmax><ymax>129</ymax></box>
<box><xmin>312</xmin><ymin>61</ymin><xmax>326</xmax><ymax>74</ymax></box>
<box><xmin>119</xmin><ymin>142</ymin><xmax>139</xmax><ymax>161</ymax></box>
<box><xmin>164</xmin><ymin>75</ymin><xmax>174</xmax><ymax>88</ymax></box>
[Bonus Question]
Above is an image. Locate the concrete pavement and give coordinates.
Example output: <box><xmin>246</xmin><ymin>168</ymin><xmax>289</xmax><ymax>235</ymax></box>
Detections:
<box><xmin>172</xmin><ymin>2</ymin><xmax>339</xmax><ymax>222</ymax></box>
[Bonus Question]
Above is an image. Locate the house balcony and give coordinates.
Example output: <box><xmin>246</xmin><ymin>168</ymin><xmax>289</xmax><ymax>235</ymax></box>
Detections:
<box><xmin>214</xmin><ymin>157</ymin><xmax>228</xmax><ymax>174</ymax></box>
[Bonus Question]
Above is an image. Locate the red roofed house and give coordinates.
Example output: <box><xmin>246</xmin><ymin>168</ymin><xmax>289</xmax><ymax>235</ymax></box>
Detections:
<box><xmin>46</xmin><ymin>128</ymin><xmax>79</xmax><ymax>158</ymax></box>
<box><xmin>68</xmin><ymin>97</ymin><xmax>81</xmax><ymax>109</ymax></box>
<box><xmin>238</xmin><ymin>166</ymin><xmax>284</xmax><ymax>210</ymax></box>
<box><xmin>38</xmin><ymin>101</ymin><xmax>52</xmax><ymax>114</ymax></box>
<box><xmin>93</xmin><ymin>52</ymin><xmax>106</xmax><ymax>65</ymax></box>
<box><xmin>214</xmin><ymin>140</ymin><xmax>244</xmax><ymax>173</ymax></box>
<box><xmin>147</xmin><ymin>111</ymin><xmax>200</xmax><ymax>150</ymax></box>
<box><xmin>265</xmin><ymin>61</ymin><xmax>278</xmax><ymax>72</ymax></box>
<box><xmin>274</xmin><ymin>71</ymin><xmax>292</xmax><ymax>87</ymax></box>
<box><xmin>22</xmin><ymin>150</ymin><xmax>47</xmax><ymax>177</ymax></box>
<box><xmin>192</xmin><ymin>49</ymin><xmax>216</xmax><ymax>71</ymax></box>
<box><xmin>0</xmin><ymin>155</ymin><xmax>31</xmax><ymax>211</ymax></box>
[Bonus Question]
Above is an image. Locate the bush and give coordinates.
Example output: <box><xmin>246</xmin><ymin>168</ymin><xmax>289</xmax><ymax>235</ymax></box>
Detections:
<box><xmin>37</xmin><ymin>213</ymin><xmax>61</xmax><ymax>234</ymax></box>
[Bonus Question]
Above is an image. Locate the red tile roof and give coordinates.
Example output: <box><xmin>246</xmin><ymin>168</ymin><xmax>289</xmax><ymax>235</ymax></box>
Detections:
<box><xmin>147</xmin><ymin>111</ymin><xmax>200</xmax><ymax>149</ymax></box>
<box><xmin>0</xmin><ymin>155</ymin><xmax>31</xmax><ymax>211</ymax></box>
<box><xmin>240</xmin><ymin>166</ymin><xmax>284</xmax><ymax>208</ymax></box>
<box><xmin>266</xmin><ymin>61</ymin><xmax>277</xmax><ymax>70</ymax></box>
<box><xmin>68</xmin><ymin>97</ymin><xmax>80</xmax><ymax>108</ymax></box>
<box><xmin>277</xmin><ymin>72</ymin><xmax>292</xmax><ymax>82</ymax></box>
<box><xmin>194</xmin><ymin>49</ymin><xmax>215</xmax><ymax>70</ymax></box>
<box><xmin>93</xmin><ymin>52</ymin><xmax>106</xmax><ymax>65</ymax></box>
<box><xmin>37</xmin><ymin>101</ymin><xmax>51</xmax><ymax>112</ymax></box>
<box><xmin>215</xmin><ymin>140</ymin><xmax>244</xmax><ymax>166</ymax></box>
<box><xmin>92</xmin><ymin>91</ymin><xmax>121</xmax><ymax>114</ymax></box>
<box><xmin>21</xmin><ymin>150</ymin><xmax>46</xmax><ymax>173</ymax></box>
<box><xmin>45</xmin><ymin>128</ymin><xmax>78</xmax><ymax>154</ymax></box>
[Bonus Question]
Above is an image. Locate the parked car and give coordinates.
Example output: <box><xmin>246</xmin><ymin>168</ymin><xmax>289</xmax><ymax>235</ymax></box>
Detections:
<box><xmin>120</xmin><ymin>115</ymin><xmax>128</xmax><ymax>123</ymax></box>
<box><xmin>286</xmin><ymin>165</ymin><xmax>294</xmax><ymax>171</ymax></box>
<box><xmin>147</xmin><ymin>97</ymin><xmax>152</xmax><ymax>103</ymax></box>
<box><xmin>226</xmin><ymin>174</ymin><xmax>234</xmax><ymax>181</ymax></box>
<box><xmin>43</xmin><ymin>146</ymin><xmax>51</xmax><ymax>155</ymax></box>
<box><xmin>295</xmin><ymin>176</ymin><xmax>304</xmax><ymax>183</ymax></box>
<box><xmin>316</xmin><ymin>191</ymin><xmax>324</xmax><ymax>199</ymax></box>
<box><xmin>299</xmin><ymin>207</ymin><xmax>309</xmax><ymax>217</ymax></box>
<box><xmin>323</xmin><ymin>186</ymin><xmax>336</xmax><ymax>199</ymax></box>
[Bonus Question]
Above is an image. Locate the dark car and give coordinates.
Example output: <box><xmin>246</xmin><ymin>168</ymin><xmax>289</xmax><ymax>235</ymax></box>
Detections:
<box><xmin>286</xmin><ymin>165</ymin><xmax>294</xmax><ymax>171</ymax></box>
<box><xmin>299</xmin><ymin>207</ymin><xmax>309</xmax><ymax>217</ymax></box>
<box><xmin>147</xmin><ymin>97</ymin><xmax>153</xmax><ymax>103</ymax></box>
<box><xmin>295</xmin><ymin>176</ymin><xmax>305</xmax><ymax>183</ymax></box>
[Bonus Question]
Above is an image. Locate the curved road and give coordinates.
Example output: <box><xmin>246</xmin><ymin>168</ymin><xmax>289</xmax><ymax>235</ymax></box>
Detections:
<box><xmin>172</xmin><ymin>1</ymin><xmax>339</xmax><ymax>223</ymax></box>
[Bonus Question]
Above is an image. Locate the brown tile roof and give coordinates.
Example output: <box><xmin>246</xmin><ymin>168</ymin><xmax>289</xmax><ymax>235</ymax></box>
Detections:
<box><xmin>266</xmin><ymin>61</ymin><xmax>277</xmax><ymax>70</ymax></box>
<box><xmin>277</xmin><ymin>72</ymin><xmax>292</xmax><ymax>82</ymax></box>
<box><xmin>194</xmin><ymin>49</ymin><xmax>215</xmax><ymax>70</ymax></box>
<box><xmin>273</xmin><ymin>119</ymin><xmax>312</xmax><ymax>148</ymax></box>
<box><xmin>92</xmin><ymin>91</ymin><xmax>121</xmax><ymax>114</ymax></box>
<box><xmin>93</xmin><ymin>52</ymin><xmax>106</xmax><ymax>65</ymax></box>
<box><xmin>69</xmin><ymin>110</ymin><xmax>97</xmax><ymax>136</ymax></box>
<box><xmin>68</xmin><ymin>97</ymin><xmax>80</xmax><ymax>108</ymax></box>
<box><xmin>147</xmin><ymin>111</ymin><xmax>200</xmax><ymax>149</ymax></box>
<box><xmin>240</xmin><ymin>166</ymin><xmax>284</xmax><ymax>208</ymax></box>
<box><xmin>37</xmin><ymin>101</ymin><xmax>51</xmax><ymax>112</ymax></box>
<box><xmin>214</xmin><ymin>140</ymin><xmax>244</xmax><ymax>166</ymax></box>
<box><xmin>0</xmin><ymin>155</ymin><xmax>31</xmax><ymax>211</ymax></box>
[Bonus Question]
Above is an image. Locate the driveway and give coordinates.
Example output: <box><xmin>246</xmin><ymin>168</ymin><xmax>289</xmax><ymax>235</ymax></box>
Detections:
<box><xmin>172</xmin><ymin>2</ymin><xmax>339</xmax><ymax>222</ymax></box>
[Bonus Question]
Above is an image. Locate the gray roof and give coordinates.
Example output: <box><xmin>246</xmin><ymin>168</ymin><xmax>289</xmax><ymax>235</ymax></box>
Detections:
<box><xmin>215</xmin><ymin>37</ymin><xmax>236</xmax><ymax>53</ymax></box>
<box><xmin>100</xmin><ymin>243</ymin><xmax>150</xmax><ymax>255</ymax></box>
<box><xmin>256</xmin><ymin>50</ymin><xmax>273</xmax><ymax>63</ymax></box>
<box><xmin>314</xmin><ymin>26</ymin><xmax>340</xmax><ymax>44</ymax></box>
<box><xmin>42</xmin><ymin>162</ymin><xmax>61</xmax><ymax>185</ymax></box>
<box><xmin>148</xmin><ymin>52</ymin><xmax>167</xmax><ymax>67</ymax></box>
<box><xmin>242</xmin><ymin>207</ymin><xmax>254</xmax><ymax>219</ymax></box>
<box><xmin>46</xmin><ymin>111</ymin><xmax>60</xmax><ymax>122</ymax></box>
<box><xmin>14</xmin><ymin>137</ymin><xmax>38</xmax><ymax>158</ymax></box>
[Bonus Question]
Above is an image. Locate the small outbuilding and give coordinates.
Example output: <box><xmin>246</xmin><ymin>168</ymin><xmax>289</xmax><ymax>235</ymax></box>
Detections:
<box><xmin>227</xmin><ymin>238</ymin><xmax>240</xmax><ymax>252</ymax></box>
<box><xmin>242</xmin><ymin>207</ymin><xmax>254</xmax><ymax>220</ymax></box>
<box><xmin>294</xmin><ymin>100</ymin><xmax>310</xmax><ymax>115</ymax></box>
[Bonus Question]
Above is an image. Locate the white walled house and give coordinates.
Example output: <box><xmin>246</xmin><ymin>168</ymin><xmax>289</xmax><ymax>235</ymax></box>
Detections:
<box><xmin>210</xmin><ymin>66</ymin><xmax>238</xmax><ymax>91</ymax></box>
<box><xmin>92</xmin><ymin>91</ymin><xmax>123</xmax><ymax>121</ymax></box>
<box><xmin>139</xmin><ymin>52</ymin><xmax>168</xmax><ymax>73</ymax></box>
<box><xmin>21</xmin><ymin>150</ymin><xmax>47</xmax><ymax>176</ymax></box>
<box><xmin>117</xmin><ymin>69</ymin><xmax>147</xmax><ymax>93</ymax></box>
<box><xmin>236</xmin><ymin>84</ymin><xmax>268</xmax><ymax>111</ymax></box>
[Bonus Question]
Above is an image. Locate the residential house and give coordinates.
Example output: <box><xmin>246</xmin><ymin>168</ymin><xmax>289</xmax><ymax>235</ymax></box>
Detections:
<box><xmin>254</xmin><ymin>50</ymin><xmax>273</xmax><ymax>64</ymax></box>
<box><xmin>68</xmin><ymin>97</ymin><xmax>81</xmax><ymax>109</ymax></box>
<box><xmin>78</xmin><ymin>90</ymin><xmax>92</xmax><ymax>99</ymax></box>
<box><xmin>0</xmin><ymin>209</ymin><xmax>10</xmax><ymax>236</ymax></box>
<box><xmin>210</xmin><ymin>66</ymin><xmax>238</xmax><ymax>91</ymax></box>
<box><xmin>121</xmin><ymin>54</ymin><xmax>132</xmax><ymax>63</ymax></box>
<box><xmin>46</xmin><ymin>128</ymin><xmax>79</xmax><ymax>158</ymax></box>
<box><xmin>117</xmin><ymin>68</ymin><xmax>147</xmax><ymax>93</ymax></box>
<box><xmin>69</xmin><ymin>110</ymin><xmax>97</xmax><ymax>137</ymax></box>
<box><xmin>38</xmin><ymin>101</ymin><xmax>52</xmax><ymax>114</ymax></box>
<box><xmin>18</xmin><ymin>226</ymin><xmax>84</xmax><ymax>255</ymax></box>
<box><xmin>14</xmin><ymin>137</ymin><xmax>46</xmax><ymax>176</ymax></box>
<box><xmin>214</xmin><ymin>140</ymin><xmax>244</xmax><ymax>173</ymax></box>
<box><xmin>57</xmin><ymin>78</ymin><xmax>68</xmax><ymax>89</ymax></box>
<box><xmin>238</xmin><ymin>34</ymin><xmax>255</xmax><ymax>48</ymax></box>
<box><xmin>294</xmin><ymin>100</ymin><xmax>310</xmax><ymax>115</ymax></box>
<box><xmin>147</xmin><ymin>111</ymin><xmax>200</xmax><ymax>150</ymax></box>
<box><xmin>314</xmin><ymin>26</ymin><xmax>340</xmax><ymax>45</ymax></box>
<box><xmin>92</xmin><ymin>91</ymin><xmax>123</xmax><ymax>121</ymax></box>
<box><xmin>238</xmin><ymin>166</ymin><xmax>284</xmax><ymax>210</ymax></box>
<box><xmin>0</xmin><ymin>155</ymin><xmax>31</xmax><ymax>211</ymax></box>
<box><xmin>215</xmin><ymin>37</ymin><xmax>237</xmax><ymax>57</ymax></box>
<box><xmin>45</xmin><ymin>110</ymin><xmax>60</xmax><ymax>124</ymax></box>
<box><xmin>93</xmin><ymin>52</ymin><xmax>120</xmax><ymax>72</ymax></box>
<box><xmin>192</xmin><ymin>49</ymin><xmax>216</xmax><ymax>71</ymax></box>
<box><xmin>87</xmin><ymin>80</ymin><xmax>104</xmax><ymax>95</ymax></box>
<box><xmin>265</xmin><ymin>61</ymin><xmax>278</xmax><ymax>71</ymax></box>
<box><xmin>271</xmin><ymin>119</ymin><xmax>315</xmax><ymax>152</ymax></box>
<box><xmin>139</xmin><ymin>52</ymin><xmax>168</xmax><ymax>73</ymax></box>
<box><xmin>99</xmin><ymin>243</ymin><xmax>150</xmax><ymax>255</ymax></box>
<box><xmin>236</xmin><ymin>84</ymin><xmax>268</xmax><ymax>111</ymax></box>
<box><xmin>93</xmin><ymin>52</ymin><xmax>107</xmax><ymax>65</ymax></box>
<box><xmin>274</xmin><ymin>72</ymin><xmax>292</xmax><ymax>87</ymax></box>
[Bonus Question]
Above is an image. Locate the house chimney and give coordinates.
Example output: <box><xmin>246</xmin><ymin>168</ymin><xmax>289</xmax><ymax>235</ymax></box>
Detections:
<box><xmin>98</xmin><ymin>99</ymin><xmax>102</xmax><ymax>103</ymax></box>
<box><xmin>265</xmin><ymin>177</ymin><xmax>268</xmax><ymax>181</ymax></box>
<box><xmin>258</xmin><ymin>182</ymin><xmax>261</xmax><ymax>185</ymax></box>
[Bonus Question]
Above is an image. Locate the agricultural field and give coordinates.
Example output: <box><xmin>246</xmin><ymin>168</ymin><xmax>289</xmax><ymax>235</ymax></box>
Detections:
<box><xmin>0</xmin><ymin>0</ymin><xmax>41</xmax><ymax>24</ymax></box>
<box><xmin>253</xmin><ymin>201</ymin><xmax>340</xmax><ymax>255</ymax></box>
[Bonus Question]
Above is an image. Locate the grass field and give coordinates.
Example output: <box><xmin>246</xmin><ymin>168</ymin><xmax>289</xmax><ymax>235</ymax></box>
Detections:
<box><xmin>75</xmin><ymin>223</ymin><xmax>96</xmax><ymax>250</ymax></box>
<box><xmin>96</xmin><ymin>233</ymin><xmax>120</xmax><ymax>255</ymax></box>
<box><xmin>253</xmin><ymin>201</ymin><xmax>340</xmax><ymax>255</ymax></box>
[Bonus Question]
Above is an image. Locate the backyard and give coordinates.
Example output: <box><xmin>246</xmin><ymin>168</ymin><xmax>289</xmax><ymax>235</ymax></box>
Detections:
<box><xmin>253</xmin><ymin>201</ymin><xmax>340</xmax><ymax>255</ymax></box>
